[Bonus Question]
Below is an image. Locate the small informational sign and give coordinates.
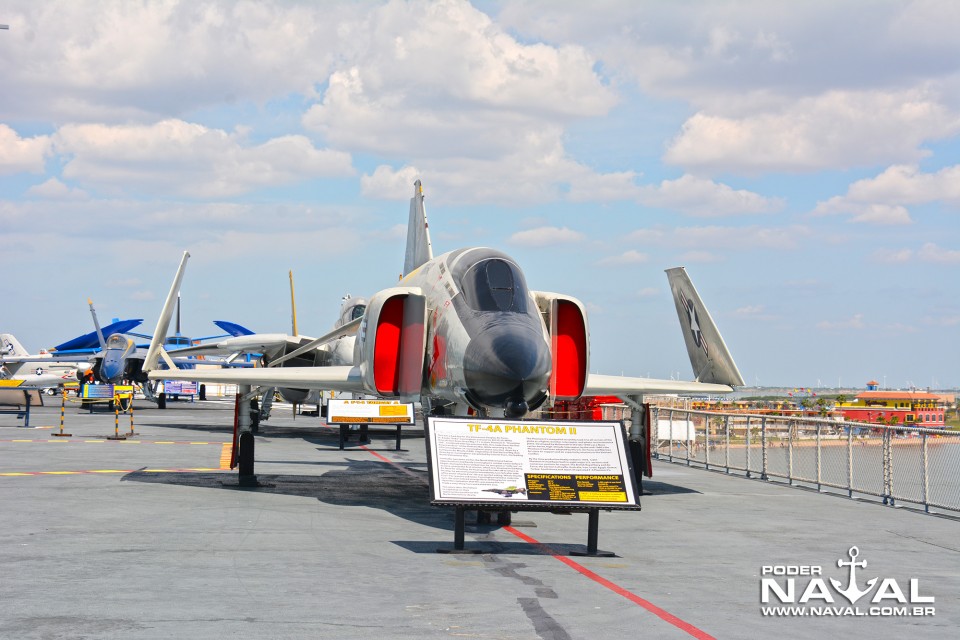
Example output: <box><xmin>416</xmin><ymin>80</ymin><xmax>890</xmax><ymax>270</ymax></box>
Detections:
<box><xmin>82</xmin><ymin>384</ymin><xmax>134</xmax><ymax>399</ymax></box>
<box><xmin>425</xmin><ymin>417</ymin><xmax>640</xmax><ymax>509</ymax></box>
<box><xmin>82</xmin><ymin>384</ymin><xmax>115</xmax><ymax>399</ymax></box>
<box><xmin>164</xmin><ymin>381</ymin><xmax>198</xmax><ymax>395</ymax></box>
<box><xmin>327</xmin><ymin>399</ymin><xmax>415</xmax><ymax>425</ymax></box>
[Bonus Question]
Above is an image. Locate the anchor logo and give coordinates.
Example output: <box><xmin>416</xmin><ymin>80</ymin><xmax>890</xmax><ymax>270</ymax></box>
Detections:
<box><xmin>830</xmin><ymin>546</ymin><xmax>877</xmax><ymax>603</ymax></box>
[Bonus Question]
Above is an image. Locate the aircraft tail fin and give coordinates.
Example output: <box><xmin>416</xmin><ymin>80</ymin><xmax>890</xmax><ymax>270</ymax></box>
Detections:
<box><xmin>87</xmin><ymin>299</ymin><xmax>107</xmax><ymax>350</ymax></box>
<box><xmin>665</xmin><ymin>267</ymin><xmax>744</xmax><ymax>387</ymax></box>
<box><xmin>213</xmin><ymin>320</ymin><xmax>255</xmax><ymax>337</ymax></box>
<box><xmin>1</xmin><ymin>334</ymin><xmax>29</xmax><ymax>357</ymax></box>
<box><xmin>143</xmin><ymin>251</ymin><xmax>191</xmax><ymax>372</ymax></box>
<box><xmin>403</xmin><ymin>180</ymin><xmax>433</xmax><ymax>278</ymax></box>
<box><xmin>289</xmin><ymin>270</ymin><xmax>299</xmax><ymax>336</ymax></box>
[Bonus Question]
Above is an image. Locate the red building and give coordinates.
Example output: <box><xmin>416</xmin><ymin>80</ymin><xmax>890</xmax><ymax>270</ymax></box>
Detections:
<box><xmin>837</xmin><ymin>385</ymin><xmax>946</xmax><ymax>428</ymax></box>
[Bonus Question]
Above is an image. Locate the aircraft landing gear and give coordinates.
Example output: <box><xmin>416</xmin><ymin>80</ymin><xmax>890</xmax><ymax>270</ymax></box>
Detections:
<box><xmin>238</xmin><ymin>431</ymin><xmax>255</xmax><ymax>476</ymax></box>
<box><xmin>476</xmin><ymin>510</ymin><xmax>512</xmax><ymax>526</ymax></box>
<box><xmin>235</xmin><ymin>385</ymin><xmax>259</xmax><ymax>487</ymax></box>
<box><xmin>250</xmin><ymin>398</ymin><xmax>260</xmax><ymax>434</ymax></box>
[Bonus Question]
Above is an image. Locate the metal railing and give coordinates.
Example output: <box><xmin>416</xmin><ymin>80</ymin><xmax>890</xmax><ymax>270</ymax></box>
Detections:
<box><xmin>651</xmin><ymin>407</ymin><xmax>960</xmax><ymax>515</ymax></box>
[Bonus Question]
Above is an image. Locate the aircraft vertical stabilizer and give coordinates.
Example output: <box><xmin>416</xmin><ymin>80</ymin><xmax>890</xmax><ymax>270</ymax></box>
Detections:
<box><xmin>1</xmin><ymin>334</ymin><xmax>29</xmax><ymax>357</ymax></box>
<box><xmin>143</xmin><ymin>251</ymin><xmax>191</xmax><ymax>372</ymax></box>
<box><xmin>665</xmin><ymin>267</ymin><xmax>744</xmax><ymax>387</ymax></box>
<box><xmin>403</xmin><ymin>180</ymin><xmax>433</xmax><ymax>278</ymax></box>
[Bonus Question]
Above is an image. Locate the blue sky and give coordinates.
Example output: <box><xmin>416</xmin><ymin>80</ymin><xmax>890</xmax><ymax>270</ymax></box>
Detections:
<box><xmin>1</xmin><ymin>0</ymin><xmax>958</xmax><ymax>390</ymax></box>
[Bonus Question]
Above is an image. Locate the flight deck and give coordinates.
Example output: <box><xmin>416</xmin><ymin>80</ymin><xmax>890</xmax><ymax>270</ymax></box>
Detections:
<box><xmin>1</xmin><ymin>400</ymin><xmax>957</xmax><ymax>639</ymax></box>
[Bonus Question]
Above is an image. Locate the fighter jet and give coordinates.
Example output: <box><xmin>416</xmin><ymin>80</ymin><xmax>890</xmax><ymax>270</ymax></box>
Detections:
<box><xmin>142</xmin><ymin>180</ymin><xmax>744</xmax><ymax>476</ymax></box>
<box><xmin>1</xmin><ymin>334</ymin><xmax>85</xmax><ymax>390</ymax></box>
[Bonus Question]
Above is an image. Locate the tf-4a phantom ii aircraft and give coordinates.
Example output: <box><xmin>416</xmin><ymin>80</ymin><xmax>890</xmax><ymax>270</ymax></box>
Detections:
<box><xmin>142</xmin><ymin>180</ymin><xmax>744</xmax><ymax>479</ymax></box>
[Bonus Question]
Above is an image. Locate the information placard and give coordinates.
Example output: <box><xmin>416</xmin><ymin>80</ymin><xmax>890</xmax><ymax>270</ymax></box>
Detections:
<box><xmin>82</xmin><ymin>384</ymin><xmax>134</xmax><ymax>399</ymax></box>
<box><xmin>327</xmin><ymin>399</ymin><xmax>415</xmax><ymax>425</ymax></box>
<box><xmin>164</xmin><ymin>381</ymin><xmax>198</xmax><ymax>395</ymax></box>
<box><xmin>425</xmin><ymin>417</ymin><xmax>640</xmax><ymax>509</ymax></box>
<box><xmin>82</xmin><ymin>384</ymin><xmax>116</xmax><ymax>399</ymax></box>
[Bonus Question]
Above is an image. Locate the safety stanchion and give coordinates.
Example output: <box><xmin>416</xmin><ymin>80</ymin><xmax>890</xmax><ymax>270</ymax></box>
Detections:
<box><xmin>52</xmin><ymin>389</ymin><xmax>72</xmax><ymax>437</ymax></box>
<box><xmin>107</xmin><ymin>394</ymin><xmax>127</xmax><ymax>440</ymax></box>
<box><xmin>127</xmin><ymin>396</ymin><xmax>137</xmax><ymax>436</ymax></box>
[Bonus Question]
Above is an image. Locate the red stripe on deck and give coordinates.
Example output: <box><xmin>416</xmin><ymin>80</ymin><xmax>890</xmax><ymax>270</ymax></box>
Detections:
<box><xmin>360</xmin><ymin>447</ymin><xmax>714</xmax><ymax>640</ymax></box>
<box><xmin>503</xmin><ymin>525</ymin><xmax>715</xmax><ymax>640</ymax></box>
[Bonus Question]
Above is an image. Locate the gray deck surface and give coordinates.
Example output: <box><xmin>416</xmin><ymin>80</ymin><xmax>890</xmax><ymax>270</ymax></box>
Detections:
<box><xmin>1</xmin><ymin>400</ymin><xmax>957</xmax><ymax>639</ymax></box>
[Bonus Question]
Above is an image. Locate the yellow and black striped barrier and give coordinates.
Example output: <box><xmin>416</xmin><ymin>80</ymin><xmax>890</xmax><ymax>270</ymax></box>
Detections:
<box><xmin>106</xmin><ymin>394</ymin><xmax>126</xmax><ymax>440</ymax></box>
<box><xmin>52</xmin><ymin>389</ymin><xmax>72</xmax><ymax>437</ymax></box>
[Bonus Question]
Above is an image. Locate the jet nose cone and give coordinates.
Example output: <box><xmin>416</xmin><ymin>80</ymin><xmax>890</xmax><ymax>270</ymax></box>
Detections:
<box><xmin>463</xmin><ymin>324</ymin><xmax>550</xmax><ymax>416</ymax></box>
<box><xmin>101</xmin><ymin>355</ymin><xmax>124</xmax><ymax>383</ymax></box>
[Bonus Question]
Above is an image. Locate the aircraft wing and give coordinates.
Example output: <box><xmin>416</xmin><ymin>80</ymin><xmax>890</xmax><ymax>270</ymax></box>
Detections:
<box><xmin>51</xmin><ymin>319</ymin><xmax>143</xmax><ymax>352</ymax></box>
<box><xmin>167</xmin><ymin>334</ymin><xmax>297</xmax><ymax>358</ymax></box>
<box><xmin>584</xmin><ymin>373</ymin><xmax>734</xmax><ymax>397</ymax></box>
<box><xmin>1</xmin><ymin>354</ymin><xmax>93</xmax><ymax>365</ymax></box>
<box><xmin>147</xmin><ymin>365</ymin><xmax>365</xmax><ymax>393</ymax></box>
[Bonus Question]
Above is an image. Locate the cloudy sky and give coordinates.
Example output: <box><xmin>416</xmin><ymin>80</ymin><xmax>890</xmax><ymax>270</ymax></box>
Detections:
<box><xmin>2</xmin><ymin>0</ymin><xmax>958</xmax><ymax>390</ymax></box>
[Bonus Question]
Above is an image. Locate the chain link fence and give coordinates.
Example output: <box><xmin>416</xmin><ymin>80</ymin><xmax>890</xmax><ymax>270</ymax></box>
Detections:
<box><xmin>651</xmin><ymin>406</ymin><xmax>960</xmax><ymax>515</ymax></box>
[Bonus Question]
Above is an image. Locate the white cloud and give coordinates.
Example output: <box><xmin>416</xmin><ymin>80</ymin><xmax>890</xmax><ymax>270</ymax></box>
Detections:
<box><xmin>849</xmin><ymin>205</ymin><xmax>914</xmax><ymax>226</ymax></box>
<box><xmin>813</xmin><ymin>163</ymin><xmax>960</xmax><ymax>225</ymax></box>
<box><xmin>845</xmin><ymin>164</ymin><xmax>960</xmax><ymax>205</ymax></box>
<box><xmin>497</xmin><ymin>3</ymin><xmax>960</xmax><ymax>105</ymax></box>
<box><xmin>636</xmin><ymin>174</ymin><xmax>783</xmax><ymax>216</ymax></box>
<box><xmin>918</xmin><ymin>242</ymin><xmax>960</xmax><ymax>264</ymax></box>
<box><xmin>52</xmin><ymin>120</ymin><xmax>354</xmax><ymax>198</ymax></box>
<box><xmin>361</xmin><ymin>165</ymin><xmax>423</xmax><ymax>200</ymax></box>
<box><xmin>869</xmin><ymin>248</ymin><xmax>914</xmax><ymax>264</ymax></box>
<box><xmin>302</xmin><ymin>1</ymin><xmax>616</xmax><ymax>159</ymax></box>
<box><xmin>672</xmin><ymin>225</ymin><xmax>810</xmax><ymax>250</ymax></box>
<box><xmin>665</xmin><ymin>89</ymin><xmax>960</xmax><ymax>174</ymax></box>
<box><xmin>507</xmin><ymin>226</ymin><xmax>585</xmax><ymax>247</ymax></box>
<box><xmin>0</xmin><ymin>125</ymin><xmax>50</xmax><ymax>175</ymax></box>
<box><xmin>26</xmin><ymin>177</ymin><xmax>89</xmax><ymax>200</ymax></box>
<box><xmin>678</xmin><ymin>250</ymin><xmax>721</xmax><ymax>263</ymax></box>
<box><xmin>636</xmin><ymin>287</ymin><xmax>659</xmax><ymax>298</ymax></box>
<box><xmin>734</xmin><ymin>304</ymin><xmax>780</xmax><ymax>322</ymax></box>
<box><xmin>596</xmin><ymin>250</ymin><xmax>649</xmax><ymax>267</ymax></box>
<box><xmin>817</xmin><ymin>314</ymin><xmax>865</xmax><ymax>330</ymax></box>
<box><xmin>627</xmin><ymin>229</ymin><xmax>667</xmax><ymax>243</ymax></box>
<box><xmin>923</xmin><ymin>315</ymin><xmax>960</xmax><ymax>327</ymax></box>
<box><xmin>2</xmin><ymin>1</ymin><xmax>351</xmax><ymax>121</ymax></box>
<box><xmin>735</xmin><ymin>305</ymin><xmax>765</xmax><ymax>316</ymax></box>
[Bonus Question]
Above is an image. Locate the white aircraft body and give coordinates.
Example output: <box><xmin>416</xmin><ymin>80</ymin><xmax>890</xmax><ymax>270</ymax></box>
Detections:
<box><xmin>1</xmin><ymin>334</ymin><xmax>84</xmax><ymax>389</ymax></box>
<box><xmin>142</xmin><ymin>181</ymin><xmax>743</xmax><ymax>476</ymax></box>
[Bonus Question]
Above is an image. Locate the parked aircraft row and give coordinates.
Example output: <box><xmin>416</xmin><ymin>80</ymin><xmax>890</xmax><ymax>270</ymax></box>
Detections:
<box><xmin>1</xmin><ymin>297</ymin><xmax>254</xmax><ymax>401</ymax></box>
